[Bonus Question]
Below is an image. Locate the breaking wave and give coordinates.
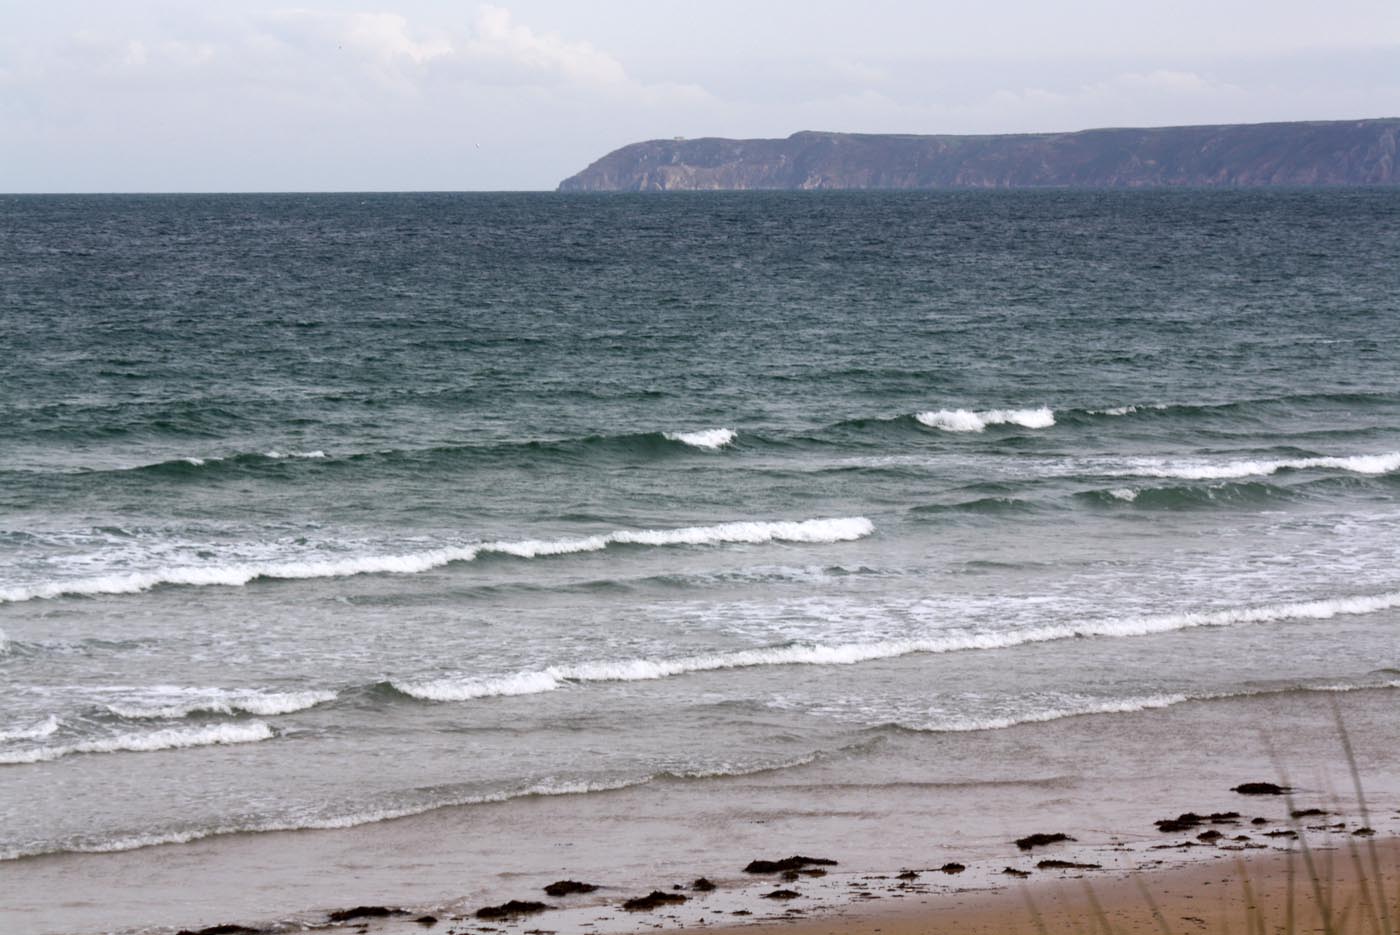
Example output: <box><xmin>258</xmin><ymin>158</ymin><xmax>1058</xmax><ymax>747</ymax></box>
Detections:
<box><xmin>0</xmin><ymin>516</ymin><xmax>874</xmax><ymax>603</ymax></box>
<box><xmin>1117</xmin><ymin>451</ymin><xmax>1400</xmax><ymax>481</ymax></box>
<box><xmin>0</xmin><ymin>721</ymin><xmax>274</xmax><ymax>765</ymax></box>
<box><xmin>915</xmin><ymin>407</ymin><xmax>1055</xmax><ymax>432</ymax></box>
<box><xmin>663</xmin><ymin>428</ymin><xmax>736</xmax><ymax>449</ymax></box>
<box><xmin>104</xmin><ymin>690</ymin><xmax>337</xmax><ymax>720</ymax></box>
<box><xmin>390</xmin><ymin>590</ymin><xmax>1400</xmax><ymax>702</ymax></box>
<box><xmin>0</xmin><ymin>715</ymin><xmax>61</xmax><ymax>743</ymax></box>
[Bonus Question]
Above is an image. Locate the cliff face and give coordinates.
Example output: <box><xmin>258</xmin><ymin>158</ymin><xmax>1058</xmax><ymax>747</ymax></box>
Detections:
<box><xmin>558</xmin><ymin>120</ymin><xmax>1400</xmax><ymax>191</ymax></box>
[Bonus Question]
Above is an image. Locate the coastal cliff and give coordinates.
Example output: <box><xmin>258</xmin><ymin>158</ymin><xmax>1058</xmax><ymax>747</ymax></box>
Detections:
<box><xmin>558</xmin><ymin>119</ymin><xmax>1400</xmax><ymax>191</ymax></box>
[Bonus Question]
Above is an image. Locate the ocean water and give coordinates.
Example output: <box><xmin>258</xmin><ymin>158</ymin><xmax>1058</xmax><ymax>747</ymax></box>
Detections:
<box><xmin>2</xmin><ymin>190</ymin><xmax>1398</xmax><ymax>868</ymax></box>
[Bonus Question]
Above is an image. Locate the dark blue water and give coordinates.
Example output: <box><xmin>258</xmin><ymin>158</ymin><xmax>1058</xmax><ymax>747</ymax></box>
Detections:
<box><xmin>2</xmin><ymin>190</ymin><xmax>1398</xmax><ymax>863</ymax></box>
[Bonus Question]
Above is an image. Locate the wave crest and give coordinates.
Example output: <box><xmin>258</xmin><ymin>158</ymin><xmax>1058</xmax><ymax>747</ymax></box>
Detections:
<box><xmin>0</xmin><ymin>516</ymin><xmax>874</xmax><ymax>603</ymax></box>
<box><xmin>663</xmin><ymin>428</ymin><xmax>736</xmax><ymax>449</ymax></box>
<box><xmin>0</xmin><ymin>721</ymin><xmax>274</xmax><ymax>765</ymax></box>
<box><xmin>104</xmin><ymin>690</ymin><xmax>336</xmax><ymax>719</ymax></box>
<box><xmin>392</xmin><ymin>590</ymin><xmax>1400</xmax><ymax>702</ymax></box>
<box><xmin>915</xmin><ymin>407</ymin><xmax>1055</xmax><ymax>432</ymax></box>
<box><xmin>1121</xmin><ymin>451</ymin><xmax>1400</xmax><ymax>481</ymax></box>
<box><xmin>391</xmin><ymin>672</ymin><xmax>561</xmax><ymax>702</ymax></box>
<box><xmin>0</xmin><ymin>715</ymin><xmax>61</xmax><ymax>743</ymax></box>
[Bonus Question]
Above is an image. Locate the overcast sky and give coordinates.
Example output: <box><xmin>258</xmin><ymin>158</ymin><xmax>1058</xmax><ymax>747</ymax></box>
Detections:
<box><xmin>3</xmin><ymin>1</ymin><xmax>1398</xmax><ymax>191</ymax></box>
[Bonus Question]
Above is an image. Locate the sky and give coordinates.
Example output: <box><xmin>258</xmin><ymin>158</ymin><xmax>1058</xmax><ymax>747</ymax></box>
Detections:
<box><xmin>2</xmin><ymin>1</ymin><xmax>1398</xmax><ymax>191</ymax></box>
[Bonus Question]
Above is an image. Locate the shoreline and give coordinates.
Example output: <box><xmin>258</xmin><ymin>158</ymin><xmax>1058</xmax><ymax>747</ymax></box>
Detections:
<box><xmin>170</xmin><ymin>830</ymin><xmax>1400</xmax><ymax>935</ymax></box>
<box><xmin>4</xmin><ymin>688</ymin><xmax>1398</xmax><ymax>935</ymax></box>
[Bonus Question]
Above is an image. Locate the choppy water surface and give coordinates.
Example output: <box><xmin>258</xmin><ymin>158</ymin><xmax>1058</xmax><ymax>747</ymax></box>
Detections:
<box><xmin>1</xmin><ymin>190</ymin><xmax>1398</xmax><ymax>862</ymax></box>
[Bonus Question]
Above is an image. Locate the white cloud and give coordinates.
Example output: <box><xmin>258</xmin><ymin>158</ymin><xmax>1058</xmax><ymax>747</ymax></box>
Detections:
<box><xmin>462</xmin><ymin>4</ymin><xmax>626</xmax><ymax>85</ymax></box>
<box><xmin>122</xmin><ymin>40</ymin><xmax>148</xmax><ymax>67</ymax></box>
<box><xmin>252</xmin><ymin>5</ymin><xmax>652</xmax><ymax>91</ymax></box>
<box><xmin>345</xmin><ymin>12</ymin><xmax>453</xmax><ymax>64</ymax></box>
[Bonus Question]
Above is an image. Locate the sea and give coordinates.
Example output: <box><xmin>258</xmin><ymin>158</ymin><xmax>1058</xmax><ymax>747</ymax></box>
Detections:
<box><xmin>1</xmin><ymin>190</ymin><xmax>1398</xmax><ymax>926</ymax></box>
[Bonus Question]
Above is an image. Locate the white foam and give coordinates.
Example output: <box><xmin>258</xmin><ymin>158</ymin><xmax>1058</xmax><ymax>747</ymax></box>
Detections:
<box><xmin>916</xmin><ymin>407</ymin><xmax>1055</xmax><ymax>432</ymax></box>
<box><xmin>1305</xmin><ymin>680</ymin><xmax>1400</xmax><ymax>693</ymax></box>
<box><xmin>180</xmin><ymin>457</ymin><xmax>207</xmax><ymax>466</ymax></box>
<box><xmin>228</xmin><ymin>690</ymin><xmax>333</xmax><ymax>716</ymax></box>
<box><xmin>885</xmin><ymin>681</ymin><xmax>1398</xmax><ymax>732</ymax></box>
<box><xmin>1108</xmin><ymin>488</ymin><xmax>1138</xmax><ymax>502</ymax></box>
<box><xmin>608</xmin><ymin>517</ymin><xmax>871</xmax><ymax>547</ymax></box>
<box><xmin>105</xmin><ymin>690</ymin><xmax>336</xmax><ymax>719</ymax></box>
<box><xmin>0</xmin><ymin>516</ymin><xmax>873</xmax><ymax>603</ymax></box>
<box><xmin>664</xmin><ymin>428</ymin><xmax>736</xmax><ymax>449</ymax></box>
<box><xmin>1121</xmin><ymin>451</ymin><xmax>1400</xmax><ymax>481</ymax></box>
<box><xmin>393</xmin><ymin>590</ymin><xmax>1400</xmax><ymax>702</ymax></box>
<box><xmin>0</xmin><ymin>715</ymin><xmax>61</xmax><ymax>743</ymax></box>
<box><xmin>0</xmin><ymin>721</ymin><xmax>273</xmax><ymax>765</ymax></box>
<box><xmin>263</xmin><ymin>450</ymin><xmax>326</xmax><ymax>460</ymax></box>
<box><xmin>1092</xmin><ymin>405</ymin><xmax>1138</xmax><ymax>416</ymax></box>
<box><xmin>933</xmin><ymin>694</ymin><xmax>1190</xmax><ymax>731</ymax></box>
<box><xmin>393</xmin><ymin>672</ymin><xmax>562</xmax><ymax>702</ymax></box>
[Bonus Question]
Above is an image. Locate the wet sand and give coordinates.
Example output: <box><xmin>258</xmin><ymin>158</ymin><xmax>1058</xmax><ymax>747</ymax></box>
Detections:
<box><xmin>3</xmin><ymin>689</ymin><xmax>1398</xmax><ymax>934</ymax></box>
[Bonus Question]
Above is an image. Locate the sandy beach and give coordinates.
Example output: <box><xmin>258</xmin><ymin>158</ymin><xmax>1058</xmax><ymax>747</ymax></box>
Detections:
<box><xmin>147</xmin><ymin>815</ymin><xmax>1400</xmax><ymax>935</ymax></box>
<box><xmin>4</xmin><ymin>688</ymin><xmax>1397</xmax><ymax>935</ymax></box>
<box><xmin>723</xmin><ymin>837</ymin><xmax>1400</xmax><ymax>935</ymax></box>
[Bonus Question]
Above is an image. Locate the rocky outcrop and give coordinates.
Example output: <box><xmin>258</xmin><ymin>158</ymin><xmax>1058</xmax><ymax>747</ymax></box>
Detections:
<box><xmin>558</xmin><ymin>119</ymin><xmax>1400</xmax><ymax>191</ymax></box>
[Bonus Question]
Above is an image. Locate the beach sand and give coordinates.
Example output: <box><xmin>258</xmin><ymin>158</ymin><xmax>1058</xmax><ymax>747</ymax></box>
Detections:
<box><xmin>305</xmin><ymin>833</ymin><xmax>1400</xmax><ymax>935</ymax></box>
<box><xmin>3</xmin><ymin>690</ymin><xmax>1397</xmax><ymax>934</ymax></box>
<box><xmin>721</xmin><ymin>837</ymin><xmax>1400</xmax><ymax>935</ymax></box>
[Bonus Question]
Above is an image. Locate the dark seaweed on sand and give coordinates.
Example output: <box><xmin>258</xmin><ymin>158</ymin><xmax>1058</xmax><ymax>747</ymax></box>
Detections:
<box><xmin>543</xmin><ymin>880</ymin><xmax>597</xmax><ymax>897</ymax></box>
<box><xmin>1015</xmin><ymin>832</ymin><xmax>1075</xmax><ymax>851</ymax></box>
<box><xmin>327</xmin><ymin>906</ymin><xmax>408</xmax><ymax>922</ymax></box>
<box><xmin>475</xmin><ymin>900</ymin><xmax>548</xmax><ymax>919</ymax></box>
<box><xmin>744</xmin><ymin>855</ymin><xmax>839</xmax><ymax>873</ymax></box>
<box><xmin>622</xmin><ymin>891</ymin><xmax>687</xmax><ymax>911</ymax></box>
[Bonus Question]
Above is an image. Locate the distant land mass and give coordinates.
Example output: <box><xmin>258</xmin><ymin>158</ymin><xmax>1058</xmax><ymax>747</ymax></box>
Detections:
<box><xmin>557</xmin><ymin>118</ymin><xmax>1399</xmax><ymax>191</ymax></box>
